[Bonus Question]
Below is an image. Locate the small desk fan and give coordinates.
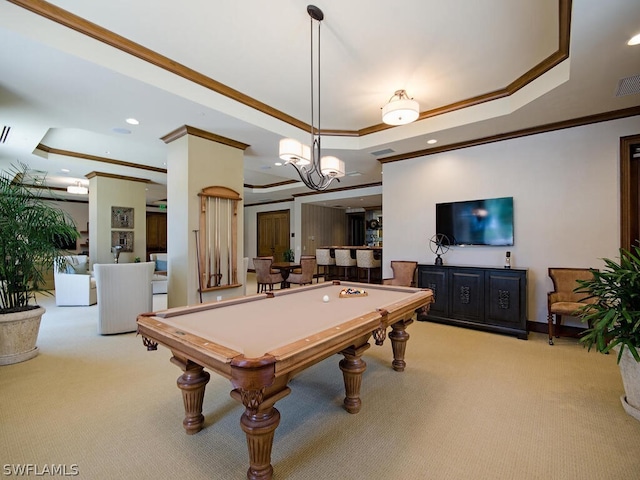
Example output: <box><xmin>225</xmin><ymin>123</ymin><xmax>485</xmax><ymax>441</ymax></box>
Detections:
<box><xmin>429</xmin><ymin>233</ymin><xmax>450</xmax><ymax>265</ymax></box>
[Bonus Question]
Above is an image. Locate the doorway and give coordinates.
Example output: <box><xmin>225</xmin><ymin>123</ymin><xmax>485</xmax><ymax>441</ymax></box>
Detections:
<box><xmin>347</xmin><ymin>213</ymin><xmax>365</xmax><ymax>246</ymax></box>
<box><xmin>257</xmin><ymin>210</ymin><xmax>291</xmax><ymax>261</ymax></box>
<box><xmin>620</xmin><ymin>134</ymin><xmax>640</xmax><ymax>251</ymax></box>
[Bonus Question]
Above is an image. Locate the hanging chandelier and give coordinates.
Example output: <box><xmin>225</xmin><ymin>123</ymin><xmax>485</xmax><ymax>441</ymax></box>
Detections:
<box><xmin>278</xmin><ymin>5</ymin><xmax>345</xmax><ymax>191</ymax></box>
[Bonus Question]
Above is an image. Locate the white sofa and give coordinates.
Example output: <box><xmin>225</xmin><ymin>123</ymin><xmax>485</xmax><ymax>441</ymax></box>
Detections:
<box><xmin>149</xmin><ymin>253</ymin><xmax>168</xmax><ymax>294</ymax></box>
<box><xmin>53</xmin><ymin>255</ymin><xmax>97</xmax><ymax>306</ymax></box>
<box><xmin>93</xmin><ymin>262</ymin><xmax>154</xmax><ymax>335</ymax></box>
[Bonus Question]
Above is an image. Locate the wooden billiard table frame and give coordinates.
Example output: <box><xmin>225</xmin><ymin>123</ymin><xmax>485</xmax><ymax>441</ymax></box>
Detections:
<box><xmin>137</xmin><ymin>281</ymin><xmax>433</xmax><ymax>480</ymax></box>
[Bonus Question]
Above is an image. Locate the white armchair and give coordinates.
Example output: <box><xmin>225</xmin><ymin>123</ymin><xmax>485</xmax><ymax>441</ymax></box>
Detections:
<box><xmin>93</xmin><ymin>262</ymin><xmax>154</xmax><ymax>335</ymax></box>
<box><xmin>54</xmin><ymin>255</ymin><xmax>97</xmax><ymax>306</ymax></box>
<box><xmin>149</xmin><ymin>253</ymin><xmax>168</xmax><ymax>294</ymax></box>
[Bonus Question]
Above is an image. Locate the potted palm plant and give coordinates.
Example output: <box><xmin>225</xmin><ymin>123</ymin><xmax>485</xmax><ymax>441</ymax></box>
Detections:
<box><xmin>0</xmin><ymin>163</ymin><xmax>79</xmax><ymax>365</ymax></box>
<box><xmin>575</xmin><ymin>245</ymin><xmax>640</xmax><ymax>421</ymax></box>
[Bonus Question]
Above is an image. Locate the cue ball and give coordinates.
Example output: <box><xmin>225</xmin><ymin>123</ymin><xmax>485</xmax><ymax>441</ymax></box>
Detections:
<box><xmin>322</xmin><ymin>295</ymin><xmax>330</xmax><ymax>303</ymax></box>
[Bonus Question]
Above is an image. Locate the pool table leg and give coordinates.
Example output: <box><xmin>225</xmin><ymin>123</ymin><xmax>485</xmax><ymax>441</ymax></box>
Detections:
<box><xmin>172</xmin><ymin>356</ymin><xmax>210</xmax><ymax>435</ymax></box>
<box><xmin>240</xmin><ymin>404</ymin><xmax>281</xmax><ymax>480</ymax></box>
<box><xmin>389</xmin><ymin>318</ymin><xmax>414</xmax><ymax>372</ymax></box>
<box><xmin>339</xmin><ymin>343</ymin><xmax>371</xmax><ymax>414</ymax></box>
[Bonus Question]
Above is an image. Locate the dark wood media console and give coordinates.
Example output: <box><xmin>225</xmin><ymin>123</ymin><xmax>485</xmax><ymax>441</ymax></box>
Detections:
<box><xmin>417</xmin><ymin>264</ymin><xmax>528</xmax><ymax>339</ymax></box>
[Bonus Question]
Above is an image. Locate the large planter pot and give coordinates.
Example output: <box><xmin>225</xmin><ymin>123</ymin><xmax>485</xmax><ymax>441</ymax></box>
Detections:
<box><xmin>0</xmin><ymin>306</ymin><xmax>45</xmax><ymax>366</ymax></box>
<box><xmin>619</xmin><ymin>347</ymin><xmax>640</xmax><ymax>422</ymax></box>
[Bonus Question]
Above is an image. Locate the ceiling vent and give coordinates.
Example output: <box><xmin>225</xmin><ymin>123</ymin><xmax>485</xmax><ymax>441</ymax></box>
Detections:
<box><xmin>615</xmin><ymin>74</ymin><xmax>640</xmax><ymax>97</ymax></box>
<box><xmin>0</xmin><ymin>126</ymin><xmax>10</xmax><ymax>144</ymax></box>
<box><xmin>370</xmin><ymin>148</ymin><xmax>395</xmax><ymax>157</ymax></box>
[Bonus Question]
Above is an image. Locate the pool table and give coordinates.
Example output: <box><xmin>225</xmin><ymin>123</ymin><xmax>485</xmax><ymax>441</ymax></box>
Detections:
<box><xmin>137</xmin><ymin>280</ymin><xmax>433</xmax><ymax>480</ymax></box>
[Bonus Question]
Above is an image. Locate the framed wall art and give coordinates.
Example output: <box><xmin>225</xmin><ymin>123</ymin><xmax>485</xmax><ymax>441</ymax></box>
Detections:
<box><xmin>111</xmin><ymin>206</ymin><xmax>134</xmax><ymax>229</ymax></box>
<box><xmin>111</xmin><ymin>230</ymin><xmax>134</xmax><ymax>252</ymax></box>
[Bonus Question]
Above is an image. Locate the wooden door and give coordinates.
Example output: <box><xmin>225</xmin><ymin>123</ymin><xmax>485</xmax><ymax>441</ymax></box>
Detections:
<box><xmin>621</xmin><ymin>134</ymin><xmax>640</xmax><ymax>251</ymax></box>
<box><xmin>146</xmin><ymin>212</ymin><xmax>167</xmax><ymax>254</ymax></box>
<box><xmin>257</xmin><ymin>210</ymin><xmax>290</xmax><ymax>261</ymax></box>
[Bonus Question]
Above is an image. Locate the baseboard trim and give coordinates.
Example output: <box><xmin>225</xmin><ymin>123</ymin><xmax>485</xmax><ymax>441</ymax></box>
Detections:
<box><xmin>527</xmin><ymin>321</ymin><xmax>586</xmax><ymax>338</ymax></box>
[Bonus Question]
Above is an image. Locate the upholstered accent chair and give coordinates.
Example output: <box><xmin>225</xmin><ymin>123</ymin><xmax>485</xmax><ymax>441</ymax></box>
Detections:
<box><xmin>383</xmin><ymin>261</ymin><xmax>418</xmax><ymax>287</ymax></box>
<box><xmin>253</xmin><ymin>257</ymin><xmax>284</xmax><ymax>293</ymax></box>
<box><xmin>547</xmin><ymin>267</ymin><xmax>597</xmax><ymax>345</ymax></box>
<box><xmin>288</xmin><ymin>257</ymin><xmax>316</xmax><ymax>287</ymax></box>
<box><xmin>315</xmin><ymin>248</ymin><xmax>335</xmax><ymax>282</ymax></box>
<box><xmin>356</xmin><ymin>249</ymin><xmax>381</xmax><ymax>283</ymax></box>
<box><xmin>149</xmin><ymin>253</ymin><xmax>168</xmax><ymax>294</ymax></box>
<box><xmin>335</xmin><ymin>249</ymin><xmax>357</xmax><ymax>280</ymax></box>
<box><xmin>94</xmin><ymin>262</ymin><xmax>154</xmax><ymax>334</ymax></box>
<box><xmin>291</xmin><ymin>254</ymin><xmax>315</xmax><ymax>275</ymax></box>
<box><xmin>53</xmin><ymin>255</ymin><xmax>97</xmax><ymax>306</ymax></box>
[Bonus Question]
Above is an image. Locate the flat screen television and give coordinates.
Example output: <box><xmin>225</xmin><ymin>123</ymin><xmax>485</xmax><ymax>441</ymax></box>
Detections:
<box><xmin>436</xmin><ymin>197</ymin><xmax>514</xmax><ymax>246</ymax></box>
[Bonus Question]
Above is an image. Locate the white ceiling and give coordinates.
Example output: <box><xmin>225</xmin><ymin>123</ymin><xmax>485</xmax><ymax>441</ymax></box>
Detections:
<box><xmin>0</xmin><ymin>0</ymin><xmax>639</xmax><ymax>208</ymax></box>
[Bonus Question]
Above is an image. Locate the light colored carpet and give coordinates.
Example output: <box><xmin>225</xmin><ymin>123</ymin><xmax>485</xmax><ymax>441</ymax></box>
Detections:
<box><xmin>1</xmin><ymin>284</ymin><xmax>639</xmax><ymax>480</ymax></box>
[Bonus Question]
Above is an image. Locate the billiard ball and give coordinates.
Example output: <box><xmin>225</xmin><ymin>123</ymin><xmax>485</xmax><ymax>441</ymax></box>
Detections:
<box><xmin>322</xmin><ymin>295</ymin><xmax>329</xmax><ymax>303</ymax></box>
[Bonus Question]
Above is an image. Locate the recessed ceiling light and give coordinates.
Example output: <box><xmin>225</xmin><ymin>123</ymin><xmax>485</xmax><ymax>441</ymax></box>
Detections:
<box><xmin>427</xmin><ymin>139</ymin><xmax>437</xmax><ymax>144</ymax></box>
<box><xmin>628</xmin><ymin>33</ymin><xmax>640</xmax><ymax>46</ymax></box>
<box><xmin>125</xmin><ymin>118</ymin><xmax>139</xmax><ymax>125</ymax></box>
<box><xmin>275</xmin><ymin>162</ymin><xmax>283</xmax><ymax>166</ymax></box>
<box><xmin>60</xmin><ymin>168</ymin><xmax>70</xmax><ymax>173</ymax></box>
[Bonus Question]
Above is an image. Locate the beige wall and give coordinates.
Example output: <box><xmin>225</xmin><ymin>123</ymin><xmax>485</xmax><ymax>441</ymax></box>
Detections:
<box><xmin>88</xmin><ymin>176</ymin><xmax>147</xmax><ymax>267</ymax></box>
<box><xmin>382</xmin><ymin>116</ymin><xmax>640</xmax><ymax>326</ymax></box>
<box><xmin>166</xmin><ymin>133</ymin><xmax>244</xmax><ymax>307</ymax></box>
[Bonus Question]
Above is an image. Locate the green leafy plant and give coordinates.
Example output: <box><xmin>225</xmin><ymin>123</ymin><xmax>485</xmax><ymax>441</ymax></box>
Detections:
<box><xmin>0</xmin><ymin>163</ymin><xmax>79</xmax><ymax>314</ymax></box>
<box><xmin>575</xmin><ymin>245</ymin><xmax>640</xmax><ymax>363</ymax></box>
<box><xmin>283</xmin><ymin>249</ymin><xmax>295</xmax><ymax>262</ymax></box>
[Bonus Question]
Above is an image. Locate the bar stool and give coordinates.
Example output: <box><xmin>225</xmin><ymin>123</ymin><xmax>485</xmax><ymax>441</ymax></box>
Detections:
<box><xmin>356</xmin><ymin>249</ymin><xmax>381</xmax><ymax>283</ymax></box>
<box><xmin>335</xmin><ymin>249</ymin><xmax>356</xmax><ymax>280</ymax></box>
<box><xmin>315</xmin><ymin>248</ymin><xmax>335</xmax><ymax>282</ymax></box>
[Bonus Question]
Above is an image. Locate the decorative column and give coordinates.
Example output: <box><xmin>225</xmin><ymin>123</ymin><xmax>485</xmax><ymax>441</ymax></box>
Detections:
<box><xmin>87</xmin><ymin>172</ymin><xmax>148</xmax><ymax>267</ymax></box>
<box><xmin>162</xmin><ymin>126</ymin><xmax>248</xmax><ymax>308</ymax></box>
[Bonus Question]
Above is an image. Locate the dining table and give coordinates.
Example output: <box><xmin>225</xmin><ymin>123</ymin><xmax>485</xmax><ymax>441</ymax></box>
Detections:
<box><xmin>271</xmin><ymin>261</ymin><xmax>301</xmax><ymax>288</ymax></box>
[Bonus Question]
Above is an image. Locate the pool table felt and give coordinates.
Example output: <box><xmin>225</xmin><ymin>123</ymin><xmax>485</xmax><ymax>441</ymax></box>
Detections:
<box><xmin>150</xmin><ymin>282</ymin><xmax>426</xmax><ymax>359</ymax></box>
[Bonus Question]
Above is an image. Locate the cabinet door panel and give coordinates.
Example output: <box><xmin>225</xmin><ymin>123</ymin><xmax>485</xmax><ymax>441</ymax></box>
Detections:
<box><xmin>450</xmin><ymin>271</ymin><xmax>483</xmax><ymax>321</ymax></box>
<box><xmin>485</xmin><ymin>272</ymin><xmax>525</xmax><ymax>326</ymax></box>
<box><xmin>417</xmin><ymin>267</ymin><xmax>448</xmax><ymax>318</ymax></box>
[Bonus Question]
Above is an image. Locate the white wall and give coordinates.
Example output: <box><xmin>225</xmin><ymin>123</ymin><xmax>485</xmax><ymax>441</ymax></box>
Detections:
<box><xmin>383</xmin><ymin>116</ymin><xmax>640</xmax><ymax>325</ymax></box>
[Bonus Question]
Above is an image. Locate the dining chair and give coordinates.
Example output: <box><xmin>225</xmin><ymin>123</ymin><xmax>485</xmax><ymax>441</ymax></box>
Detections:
<box><xmin>288</xmin><ymin>257</ymin><xmax>317</xmax><ymax>287</ymax></box>
<box><xmin>253</xmin><ymin>257</ymin><xmax>284</xmax><ymax>293</ymax></box>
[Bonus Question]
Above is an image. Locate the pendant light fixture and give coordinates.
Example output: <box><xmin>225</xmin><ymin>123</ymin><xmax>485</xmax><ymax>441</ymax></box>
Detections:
<box><xmin>278</xmin><ymin>5</ymin><xmax>345</xmax><ymax>191</ymax></box>
<box><xmin>382</xmin><ymin>89</ymin><xmax>420</xmax><ymax>126</ymax></box>
<box><xmin>67</xmin><ymin>181</ymin><xmax>88</xmax><ymax>195</ymax></box>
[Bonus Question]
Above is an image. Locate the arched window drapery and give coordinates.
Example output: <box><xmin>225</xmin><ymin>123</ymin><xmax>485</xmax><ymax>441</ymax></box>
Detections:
<box><xmin>197</xmin><ymin>186</ymin><xmax>241</xmax><ymax>292</ymax></box>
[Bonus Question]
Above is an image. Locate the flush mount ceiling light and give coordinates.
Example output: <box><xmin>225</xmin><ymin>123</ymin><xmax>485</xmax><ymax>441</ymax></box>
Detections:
<box><xmin>278</xmin><ymin>5</ymin><xmax>345</xmax><ymax>191</ymax></box>
<box><xmin>67</xmin><ymin>181</ymin><xmax>88</xmax><ymax>195</ymax></box>
<box><xmin>382</xmin><ymin>89</ymin><xmax>420</xmax><ymax>126</ymax></box>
